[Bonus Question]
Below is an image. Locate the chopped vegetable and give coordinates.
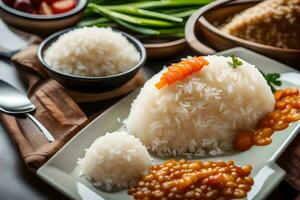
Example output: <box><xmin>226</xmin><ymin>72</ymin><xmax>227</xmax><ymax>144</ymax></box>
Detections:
<box><xmin>51</xmin><ymin>0</ymin><xmax>76</xmax><ymax>14</ymax></box>
<box><xmin>113</xmin><ymin>18</ymin><xmax>160</xmax><ymax>35</ymax></box>
<box><xmin>31</xmin><ymin>0</ymin><xmax>42</xmax><ymax>7</ymax></box>
<box><xmin>80</xmin><ymin>0</ymin><xmax>214</xmax><ymax>38</ymax></box>
<box><xmin>109</xmin><ymin>6</ymin><xmax>183</xmax><ymax>22</ymax></box>
<box><xmin>44</xmin><ymin>0</ymin><xmax>55</xmax><ymax>5</ymax></box>
<box><xmin>104</xmin><ymin>0</ymin><xmax>213</xmax><ymax>10</ymax></box>
<box><xmin>89</xmin><ymin>4</ymin><xmax>178</xmax><ymax>27</ymax></box>
<box><xmin>172</xmin><ymin>9</ymin><xmax>197</xmax><ymax>18</ymax></box>
<box><xmin>262</xmin><ymin>72</ymin><xmax>281</xmax><ymax>93</ymax></box>
<box><xmin>78</xmin><ymin>17</ymin><xmax>111</xmax><ymax>27</ymax></box>
<box><xmin>4</xmin><ymin>0</ymin><xmax>77</xmax><ymax>15</ymax></box>
<box><xmin>155</xmin><ymin>56</ymin><xmax>209</xmax><ymax>89</ymax></box>
<box><xmin>227</xmin><ymin>55</ymin><xmax>243</xmax><ymax>68</ymax></box>
<box><xmin>13</xmin><ymin>0</ymin><xmax>33</xmax><ymax>13</ymax></box>
<box><xmin>3</xmin><ymin>0</ymin><xmax>15</xmax><ymax>7</ymax></box>
<box><xmin>38</xmin><ymin>1</ymin><xmax>53</xmax><ymax>15</ymax></box>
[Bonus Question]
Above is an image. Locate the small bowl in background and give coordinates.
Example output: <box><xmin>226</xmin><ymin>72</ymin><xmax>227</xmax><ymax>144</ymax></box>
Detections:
<box><xmin>38</xmin><ymin>28</ymin><xmax>146</xmax><ymax>93</ymax></box>
<box><xmin>185</xmin><ymin>0</ymin><xmax>300</xmax><ymax>66</ymax></box>
<box><xmin>0</xmin><ymin>0</ymin><xmax>87</xmax><ymax>36</ymax></box>
<box><xmin>143</xmin><ymin>38</ymin><xmax>186</xmax><ymax>59</ymax></box>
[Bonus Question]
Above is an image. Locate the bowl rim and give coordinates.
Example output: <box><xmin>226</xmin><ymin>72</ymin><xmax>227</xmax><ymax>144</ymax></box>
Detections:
<box><xmin>0</xmin><ymin>0</ymin><xmax>87</xmax><ymax>21</ymax></box>
<box><xmin>37</xmin><ymin>27</ymin><xmax>147</xmax><ymax>81</ymax></box>
<box><xmin>143</xmin><ymin>38</ymin><xmax>186</xmax><ymax>49</ymax></box>
<box><xmin>198</xmin><ymin>1</ymin><xmax>300</xmax><ymax>53</ymax></box>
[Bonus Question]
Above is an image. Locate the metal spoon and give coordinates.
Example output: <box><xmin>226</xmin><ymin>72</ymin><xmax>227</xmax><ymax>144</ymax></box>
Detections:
<box><xmin>0</xmin><ymin>79</ymin><xmax>55</xmax><ymax>142</ymax></box>
<box><xmin>0</xmin><ymin>46</ymin><xmax>19</xmax><ymax>60</ymax></box>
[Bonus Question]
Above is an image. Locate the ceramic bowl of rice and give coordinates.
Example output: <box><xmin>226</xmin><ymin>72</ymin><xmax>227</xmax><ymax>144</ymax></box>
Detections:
<box><xmin>125</xmin><ymin>55</ymin><xmax>275</xmax><ymax>157</ymax></box>
<box><xmin>38</xmin><ymin>27</ymin><xmax>146</xmax><ymax>92</ymax></box>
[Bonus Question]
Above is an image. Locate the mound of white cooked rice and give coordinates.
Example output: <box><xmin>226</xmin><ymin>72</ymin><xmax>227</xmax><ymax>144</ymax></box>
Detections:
<box><xmin>125</xmin><ymin>55</ymin><xmax>275</xmax><ymax>157</ymax></box>
<box><xmin>77</xmin><ymin>131</ymin><xmax>152</xmax><ymax>191</ymax></box>
<box><xmin>44</xmin><ymin>27</ymin><xmax>140</xmax><ymax>77</ymax></box>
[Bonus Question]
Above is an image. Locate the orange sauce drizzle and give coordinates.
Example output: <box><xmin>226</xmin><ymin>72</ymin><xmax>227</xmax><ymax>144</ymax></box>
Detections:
<box><xmin>155</xmin><ymin>57</ymin><xmax>209</xmax><ymax>89</ymax></box>
<box><xmin>234</xmin><ymin>88</ymin><xmax>300</xmax><ymax>151</ymax></box>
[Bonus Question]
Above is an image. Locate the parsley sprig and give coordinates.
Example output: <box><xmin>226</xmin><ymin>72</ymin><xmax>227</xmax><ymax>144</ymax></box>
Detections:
<box><xmin>226</xmin><ymin>55</ymin><xmax>281</xmax><ymax>92</ymax></box>
<box><xmin>227</xmin><ymin>55</ymin><xmax>243</xmax><ymax>68</ymax></box>
<box><xmin>260</xmin><ymin>72</ymin><xmax>282</xmax><ymax>93</ymax></box>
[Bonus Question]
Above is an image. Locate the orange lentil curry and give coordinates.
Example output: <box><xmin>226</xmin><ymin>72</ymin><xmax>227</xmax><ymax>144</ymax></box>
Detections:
<box><xmin>234</xmin><ymin>88</ymin><xmax>300</xmax><ymax>151</ymax></box>
<box><xmin>128</xmin><ymin>159</ymin><xmax>253</xmax><ymax>200</ymax></box>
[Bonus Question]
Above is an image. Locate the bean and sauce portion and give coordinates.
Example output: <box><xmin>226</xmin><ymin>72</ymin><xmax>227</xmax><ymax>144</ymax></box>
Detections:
<box><xmin>129</xmin><ymin>159</ymin><xmax>253</xmax><ymax>200</ymax></box>
<box><xmin>234</xmin><ymin>88</ymin><xmax>300</xmax><ymax>151</ymax></box>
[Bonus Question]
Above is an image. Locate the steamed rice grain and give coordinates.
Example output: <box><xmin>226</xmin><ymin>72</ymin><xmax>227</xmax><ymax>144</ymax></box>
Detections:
<box><xmin>77</xmin><ymin>131</ymin><xmax>152</xmax><ymax>190</ymax></box>
<box><xmin>125</xmin><ymin>55</ymin><xmax>275</xmax><ymax>157</ymax></box>
<box><xmin>44</xmin><ymin>27</ymin><xmax>140</xmax><ymax>77</ymax></box>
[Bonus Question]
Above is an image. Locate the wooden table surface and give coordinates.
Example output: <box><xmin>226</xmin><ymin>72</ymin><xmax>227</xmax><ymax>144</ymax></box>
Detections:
<box><xmin>0</xmin><ymin>19</ymin><xmax>298</xmax><ymax>200</ymax></box>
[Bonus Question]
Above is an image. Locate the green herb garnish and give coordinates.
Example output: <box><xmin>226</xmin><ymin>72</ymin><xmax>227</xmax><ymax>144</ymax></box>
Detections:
<box><xmin>227</xmin><ymin>55</ymin><xmax>243</xmax><ymax>68</ymax></box>
<box><xmin>261</xmin><ymin>72</ymin><xmax>282</xmax><ymax>93</ymax></box>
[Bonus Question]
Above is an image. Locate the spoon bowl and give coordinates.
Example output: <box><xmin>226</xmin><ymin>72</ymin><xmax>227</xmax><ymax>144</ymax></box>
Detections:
<box><xmin>0</xmin><ymin>79</ymin><xmax>35</xmax><ymax>114</ymax></box>
<box><xmin>0</xmin><ymin>79</ymin><xmax>55</xmax><ymax>142</ymax></box>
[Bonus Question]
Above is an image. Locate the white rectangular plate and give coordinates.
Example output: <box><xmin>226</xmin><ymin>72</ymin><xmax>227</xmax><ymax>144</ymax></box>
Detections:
<box><xmin>37</xmin><ymin>47</ymin><xmax>300</xmax><ymax>200</ymax></box>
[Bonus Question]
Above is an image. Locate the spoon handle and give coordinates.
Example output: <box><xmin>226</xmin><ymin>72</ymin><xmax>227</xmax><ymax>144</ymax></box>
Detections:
<box><xmin>25</xmin><ymin>113</ymin><xmax>55</xmax><ymax>142</ymax></box>
<box><xmin>0</xmin><ymin>50</ymin><xmax>19</xmax><ymax>60</ymax></box>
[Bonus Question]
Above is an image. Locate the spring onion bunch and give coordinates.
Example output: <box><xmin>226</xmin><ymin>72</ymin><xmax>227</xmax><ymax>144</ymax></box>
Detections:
<box><xmin>79</xmin><ymin>0</ymin><xmax>214</xmax><ymax>38</ymax></box>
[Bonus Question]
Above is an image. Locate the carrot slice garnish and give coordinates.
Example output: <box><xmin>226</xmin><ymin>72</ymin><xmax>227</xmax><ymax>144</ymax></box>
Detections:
<box><xmin>155</xmin><ymin>80</ymin><xmax>166</xmax><ymax>89</ymax></box>
<box><xmin>182</xmin><ymin>61</ymin><xmax>194</xmax><ymax>74</ymax></box>
<box><xmin>177</xmin><ymin>63</ymin><xmax>189</xmax><ymax>76</ymax></box>
<box><xmin>185</xmin><ymin>60</ymin><xmax>199</xmax><ymax>72</ymax></box>
<box><xmin>164</xmin><ymin>72</ymin><xmax>176</xmax><ymax>84</ymax></box>
<box><xmin>169</xmin><ymin>66</ymin><xmax>185</xmax><ymax>80</ymax></box>
<box><xmin>155</xmin><ymin>56</ymin><xmax>209</xmax><ymax>89</ymax></box>
<box><xmin>169</xmin><ymin>66</ymin><xmax>184</xmax><ymax>80</ymax></box>
<box><xmin>195</xmin><ymin>56</ymin><xmax>209</xmax><ymax>65</ymax></box>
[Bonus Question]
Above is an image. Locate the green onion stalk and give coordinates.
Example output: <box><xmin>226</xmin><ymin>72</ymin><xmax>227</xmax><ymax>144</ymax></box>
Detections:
<box><xmin>79</xmin><ymin>0</ymin><xmax>214</xmax><ymax>38</ymax></box>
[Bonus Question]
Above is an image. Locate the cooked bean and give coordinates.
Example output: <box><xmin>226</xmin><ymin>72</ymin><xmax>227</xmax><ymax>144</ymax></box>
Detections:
<box><xmin>234</xmin><ymin>131</ymin><xmax>253</xmax><ymax>151</ymax></box>
<box><xmin>128</xmin><ymin>160</ymin><xmax>253</xmax><ymax>200</ymax></box>
<box><xmin>235</xmin><ymin>88</ymin><xmax>300</xmax><ymax>150</ymax></box>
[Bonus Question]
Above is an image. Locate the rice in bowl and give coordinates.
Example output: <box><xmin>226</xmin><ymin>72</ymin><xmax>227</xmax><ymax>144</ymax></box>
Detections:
<box><xmin>44</xmin><ymin>27</ymin><xmax>140</xmax><ymax>77</ymax></box>
<box><xmin>125</xmin><ymin>55</ymin><xmax>275</xmax><ymax>157</ymax></box>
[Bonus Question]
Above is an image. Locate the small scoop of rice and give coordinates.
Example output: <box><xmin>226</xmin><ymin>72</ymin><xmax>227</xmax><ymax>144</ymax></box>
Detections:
<box><xmin>125</xmin><ymin>55</ymin><xmax>275</xmax><ymax>157</ymax></box>
<box><xmin>77</xmin><ymin>131</ymin><xmax>152</xmax><ymax>190</ymax></box>
<box><xmin>44</xmin><ymin>27</ymin><xmax>140</xmax><ymax>77</ymax></box>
